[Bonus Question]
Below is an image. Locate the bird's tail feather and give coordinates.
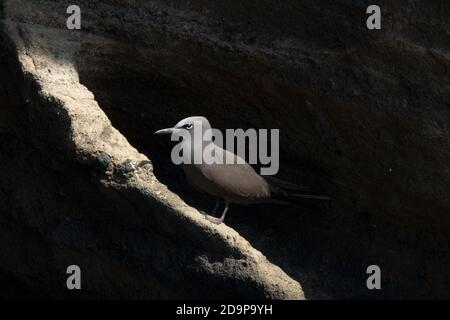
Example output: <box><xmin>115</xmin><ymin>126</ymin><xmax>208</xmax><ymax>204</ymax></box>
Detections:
<box><xmin>265</xmin><ymin>176</ymin><xmax>332</xmax><ymax>211</ymax></box>
<box><xmin>286</xmin><ymin>193</ymin><xmax>332</xmax><ymax>201</ymax></box>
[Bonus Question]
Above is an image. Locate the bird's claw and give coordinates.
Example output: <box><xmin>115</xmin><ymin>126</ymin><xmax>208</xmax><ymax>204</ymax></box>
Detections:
<box><xmin>204</xmin><ymin>214</ymin><xmax>224</xmax><ymax>225</ymax></box>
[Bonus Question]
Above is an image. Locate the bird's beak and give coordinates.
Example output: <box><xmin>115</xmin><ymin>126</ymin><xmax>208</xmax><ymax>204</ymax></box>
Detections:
<box><xmin>154</xmin><ymin>128</ymin><xmax>174</xmax><ymax>135</ymax></box>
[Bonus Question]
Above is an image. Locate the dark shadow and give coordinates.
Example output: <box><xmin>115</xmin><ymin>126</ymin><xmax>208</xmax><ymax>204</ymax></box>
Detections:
<box><xmin>74</xmin><ymin>46</ymin><xmax>405</xmax><ymax>299</ymax></box>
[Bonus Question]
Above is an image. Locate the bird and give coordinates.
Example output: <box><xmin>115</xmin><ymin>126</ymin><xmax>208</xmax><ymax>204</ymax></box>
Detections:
<box><xmin>154</xmin><ymin>116</ymin><xmax>331</xmax><ymax>224</ymax></box>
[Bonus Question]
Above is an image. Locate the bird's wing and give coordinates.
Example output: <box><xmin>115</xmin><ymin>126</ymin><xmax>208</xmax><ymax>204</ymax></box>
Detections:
<box><xmin>199</xmin><ymin>150</ymin><xmax>271</xmax><ymax>201</ymax></box>
<box><xmin>265</xmin><ymin>176</ymin><xmax>332</xmax><ymax>200</ymax></box>
<box><xmin>201</xmin><ymin>163</ymin><xmax>271</xmax><ymax>200</ymax></box>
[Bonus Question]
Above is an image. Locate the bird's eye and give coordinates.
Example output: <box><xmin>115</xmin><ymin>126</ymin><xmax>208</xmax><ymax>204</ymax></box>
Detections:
<box><xmin>182</xmin><ymin>124</ymin><xmax>193</xmax><ymax>130</ymax></box>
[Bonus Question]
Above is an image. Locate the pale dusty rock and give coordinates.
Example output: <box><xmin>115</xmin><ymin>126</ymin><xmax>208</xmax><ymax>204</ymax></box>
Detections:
<box><xmin>1</xmin><ymin>0</ymin><xmax>449</xmax><ymax>299</ymax></box>
<box><xmin>0</xmin><ymin>0</ymin><xmax>303</xmax><ymax>299</ymax></box>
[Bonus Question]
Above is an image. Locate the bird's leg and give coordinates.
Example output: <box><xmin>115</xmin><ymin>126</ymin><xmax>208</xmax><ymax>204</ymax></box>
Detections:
<box><xmin>212</xmin><ymin>201</ymin><xmax>220</xmax><ymax>215</ymax></box>
<box><xmin>201</xmin><ymin>201</ymin><xmax>220</xmax><ymax>217</ymax></box>
<box><xmin>205</xmin><ymin>201</ymin><xmax>229</xmax><ymax>225</ymax></box>
<box><xmin>204</xmin><ymin>200</ymin><xmax>221</xmax><ymax>222</ymax></box>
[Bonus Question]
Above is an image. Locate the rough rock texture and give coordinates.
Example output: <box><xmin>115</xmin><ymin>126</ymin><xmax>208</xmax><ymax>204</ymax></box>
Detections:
<box><xmin>0</xmin><ymin>0</ymin><xmax>303</xmax><ymax>299</ymax></box>
<box><xmin>1</xmin><ymin>0</ymin><xmax>449</xmax><ymax>299</ymax></box>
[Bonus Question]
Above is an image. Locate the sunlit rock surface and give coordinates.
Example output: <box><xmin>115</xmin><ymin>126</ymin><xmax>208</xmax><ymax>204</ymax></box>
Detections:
<box><xmin>0</xmin><ymin>0</ymin><xmax>449</xmax><ymax>298</ymax></box>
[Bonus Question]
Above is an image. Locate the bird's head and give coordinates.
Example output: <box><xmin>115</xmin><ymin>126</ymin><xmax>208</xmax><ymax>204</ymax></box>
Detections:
<box><xmin>154</xmin><ymin>116</ymin><xmax>212</xmax><ymax>141</ymax></box>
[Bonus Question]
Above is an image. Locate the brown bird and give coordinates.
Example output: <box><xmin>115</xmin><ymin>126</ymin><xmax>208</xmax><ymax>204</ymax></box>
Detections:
<box><xmin>155</xmin><ymin>116</ymin><xmax>331</xmax><ymax>224</ymax></box>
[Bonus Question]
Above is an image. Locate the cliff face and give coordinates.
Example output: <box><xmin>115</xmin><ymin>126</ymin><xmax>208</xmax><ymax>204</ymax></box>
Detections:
<box><xmin>1</xmin><ymin>0</ymin><xmax>449</xmax><ymax>299</ymax></box>
<box><xmin>0</xmin><ymin>0</ymin><xmax>303</xmax><ymax>299</ymax></box>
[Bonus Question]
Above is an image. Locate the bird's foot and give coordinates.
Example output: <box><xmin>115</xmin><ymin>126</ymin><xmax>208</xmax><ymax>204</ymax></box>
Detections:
<box><xmin>204</xmin><ymin>214</ymin><xmax>224</xmax><ymax>225</ymax></box>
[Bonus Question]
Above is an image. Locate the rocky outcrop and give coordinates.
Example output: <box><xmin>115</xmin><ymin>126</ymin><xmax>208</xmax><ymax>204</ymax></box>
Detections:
<box><xmin>0</xmin><ymin>0</ymin><xmax>303</xmax><ymax>299</ymax></box>
<box><xmin>0</xmin><ymin>0</ymin><xmax>449</xmax><ymax>298</ymax></box>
